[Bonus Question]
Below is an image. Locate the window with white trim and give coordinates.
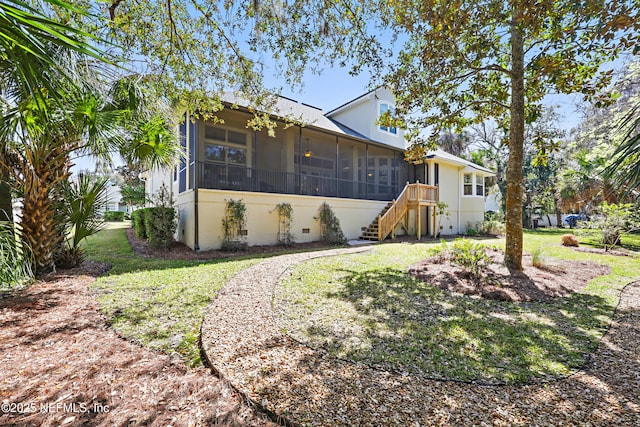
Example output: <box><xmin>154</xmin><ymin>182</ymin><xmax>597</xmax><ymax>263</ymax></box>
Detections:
<box><xmin>476</xmin><ymin>175</ymin><xmax>484</xmax><ymax>196</ymax></box>
<box><xmin>462</xmin><ymin>172</ymin><xmax>485</xmax><ymax>197</ymax></box>
<box><xmin>378</xmin><ymin>102</ymin><xmax>397</xmax><ymax>135</ymax></box>
<box><xmin>463</xmin><ymin>173</ymin><xmax>473</xmax><ymax>195</ymax></box>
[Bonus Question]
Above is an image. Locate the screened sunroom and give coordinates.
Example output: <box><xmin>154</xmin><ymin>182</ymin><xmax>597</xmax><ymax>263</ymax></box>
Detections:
<box><xmin>175</xmin><ymin>107</ymin><xmax>410</xmax><ymax>202</ymax></box>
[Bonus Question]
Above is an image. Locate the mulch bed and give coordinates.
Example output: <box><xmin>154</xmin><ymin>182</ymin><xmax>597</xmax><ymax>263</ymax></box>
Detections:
<box><xmin>408</xmin><ymin>248</ymin><xmax>611</xmax><ymax>302</ymax></box>
<box><xmin>0</xmin><ymin>264</ymin><xmax>276</xmax><ymax>427</ymax></box>
<box><xmin>126</xmin><ymin>228</ymin><xmax>334</xmax><ymax>260</ymax></box>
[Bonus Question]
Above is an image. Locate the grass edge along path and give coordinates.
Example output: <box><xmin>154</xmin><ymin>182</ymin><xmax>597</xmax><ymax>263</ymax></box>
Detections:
<box><xmin>275</xmin><ymin>231</ymin><xmax>640</xmax><ymax>384</ymax></box>
<box><xmin>84</xmin><ymin>223</ymin><xmax>260</xmax><ymax>367</ymax></box>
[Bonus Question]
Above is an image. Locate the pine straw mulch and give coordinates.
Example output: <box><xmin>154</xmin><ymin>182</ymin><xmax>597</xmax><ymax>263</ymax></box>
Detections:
<box><xmin>201</xmin><ymin>248</ymin><xmax>640</xmax><ymax>427</ymax></box>
<box><xmin>125</xmin><ymin>228</ymin><xmax>334</xmax><ymax>260</ymax></box>
<box><xmin>0</xmin><ymin>264</ymin><xmax>276</xmax><ymax>427</ymax></box>
<box><xmin>407</xmin><ymin>247</ymin><xmax>611</xmax><ymax>302</ymax></box>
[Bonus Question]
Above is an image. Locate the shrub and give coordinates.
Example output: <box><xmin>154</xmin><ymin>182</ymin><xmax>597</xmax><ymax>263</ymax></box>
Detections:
<box><xmin>561</xmin><ymin>234</ymin><xmax>579</xmax><ymax>247</ymax></box>
<box><xmin>449</xmin><ymin>238</ymin><xmax>490</xmax><ymax>279</ymax></box>
<box><xmin>585</xmin><ymin>202</ymin><xmax>640</xmax><ymax>251</ymax></box>
<box><xmin>0</xmin><ymin>223</ymin><xmax>34</xmax><ymax>289</ymax></box>
<box><xmin>316</xmin><ymin>202</ymin><xmax>346</xmax><ymax>245</ymax></box>
<box><xmin>131</xmin><ymin>208</ymin><xmax>149</xmax><ymax>238</ymax></box>
<box><xmin>57</xmin><ymin>175</ymin><xmax>108</xmax><ymax>267</ymax></box>
<box><xmin>532</xmin><ymin>246</ymin><xmax>546</xmax><ymax>268</ymax></box>
<box><xmin>465</xmin><ymin>226</ymin><xmax>478</xmax><ymax>237</ymax></box>
<box><xmin>427</xmin><ymin>239</ymin><xmax>449</xmax><ymax>263</ymax></box>
<box><xmin>144</xmin><ymin>207</ymin><xmax>176</xmax><ymax>248</ymax></box>
<box><xmin>222</xmin><ymin>199</ymin><xmax>248</xmax><ymax>251</ymax></box>
<box><xmin>142</xmin><ymin>184</ymin><xmax>177</xmax><ymax>249</ymax></box>
<box><xmin>104</xmin><ymin>211</ymin><xmax>125</xmax><ymax>221</ymax></box>
<box><xmin>479</xmin><ymin>219</ymin><xmax>506</xmax><ymax>236</ymax></box>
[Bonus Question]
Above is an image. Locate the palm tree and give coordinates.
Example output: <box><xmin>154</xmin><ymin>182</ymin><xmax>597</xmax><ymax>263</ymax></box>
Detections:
<box><xmin>604</xmin><ymin>105</ymin><xmax>640</xmax><ymax>199</ymax></box>
<box><xmin>0</xmin><ymin>0</ymin><xmax>104</xmax><ymax>224</ymax></box>
<box><xmin>1</xmin><ymin>57</ymin><xmax>180</xmax><ymax>271</ymax></box>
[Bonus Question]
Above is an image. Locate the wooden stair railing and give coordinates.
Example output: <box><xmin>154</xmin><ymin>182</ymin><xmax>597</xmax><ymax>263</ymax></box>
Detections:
<box><xmin>378</xmin><ymin>184</ymin><xmax>409</xmax><ymax>240</ymax></box>
<box><xmin>377</xmin><ymin>182</ymin><xmax>439</xmax><ymax>241</ymax></box>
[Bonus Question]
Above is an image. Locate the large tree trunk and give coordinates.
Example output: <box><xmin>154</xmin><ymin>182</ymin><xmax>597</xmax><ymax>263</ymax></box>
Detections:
<box><xmin>554</xmin><ymin>191</ymin><xmax>563</xmax><ymax>228</ymax></box>
<box><xmin>505</xmin><ymin>13</ymin><xmax>525</xmax><ymax>271</ymax></box>
<box><xmin>16</xmin><ymin>144</ymin><xmax>69</xmax><ymax>273</ymax></box>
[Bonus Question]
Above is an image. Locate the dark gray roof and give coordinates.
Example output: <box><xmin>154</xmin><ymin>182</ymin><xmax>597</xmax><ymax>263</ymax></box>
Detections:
<box><xmin>223</xmin><ymin>92</ymin><xmax>379</xmax><ymax>143</ymax></box>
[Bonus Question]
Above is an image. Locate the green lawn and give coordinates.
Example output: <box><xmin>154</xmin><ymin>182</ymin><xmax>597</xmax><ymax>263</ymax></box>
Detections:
<box><xmin>274</xmin><ymin>229</ymin><xmax>640</xmax><ymax>384</ymax></box>
<box><xmin>85</xmin><ymin>223</ymin><xmax>260</xmax><ymax>366</ymax></box>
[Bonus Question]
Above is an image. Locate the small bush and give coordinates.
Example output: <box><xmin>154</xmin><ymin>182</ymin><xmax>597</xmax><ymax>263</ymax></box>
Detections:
<box><xmin>479</xmin><ymin>219</ymin><xmax>505</xmax><ymax>236</ymax></box>
<box><xmin>532</xmin><ymin>246</ymin><xmax>546</xmax><ymax>268</ymax></box>
<box><xmin>585</xmin><ymin>202</ymin><xmax>640</xmax><ymax>251</ymax></box>
<box><xmin>316</xmin><ymin>202</ymin><xmax>346</xmax><ymax>245</ymax></box>
<box><xmin>427</xmin><ymin>239</ymin><xmax>449</xmax><ymax>263</ymax></box>
<box><xmin>449</xmin><ymin>238</ymin><xmax>490</xmax><ymax>279</ymax></box>
<box><xmin>144</xmin><ymin>207</ymin><xmax>176</xmax><ymax>248</ymax></box>
<box><xmin>561</xmin><ymin>234</ymin><xmax>579</xmax><ymax>247</ymax></box>
<box><xmin>104</xmin><ymin>211</ymin><xmax>125</xmax><ymax>222</ymax></box>
<box><xmin>465</xmin><ymin>227</ymin><xmax>478</xmax><ymax>237</ymax></box>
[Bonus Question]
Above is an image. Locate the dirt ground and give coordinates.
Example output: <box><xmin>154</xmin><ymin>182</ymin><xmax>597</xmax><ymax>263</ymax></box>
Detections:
<box><xmin>0</xmin><ymin>265</ymin><xmax>276</xmax><ymax>427</ymax></box>
<box><xmin>408</xmin><ymin>247</ymin><xmax>611</xmax><ymax>302</ymax></box>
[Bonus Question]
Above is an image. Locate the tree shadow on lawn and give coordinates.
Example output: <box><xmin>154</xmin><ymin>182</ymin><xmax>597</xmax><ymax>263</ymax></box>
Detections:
<box><xmin>255</xmin><ymin>286</ymin><xmax>640</xmax><ymax>426</ymax></box>
<box><xmin>308</xmin><ymin>267</ymin><xmax>614</xmax><ymax>384</ymax></box>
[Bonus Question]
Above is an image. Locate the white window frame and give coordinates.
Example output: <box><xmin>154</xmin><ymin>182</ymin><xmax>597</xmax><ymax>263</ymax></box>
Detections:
<box><xmin>463</xmin><ymin>173</ymin><xmax>473</xmax><ymax>196</ymax></box>
<box><xmin>476</xmin><ymin>175</ymin><xmax>485</xmax><ymax>197</ymax></box>
<box><xmin>462</xmin><ymin>172</ymin><xmax>484</xmax><ymax>198</ymax></box>
<box><xmin>377</xmin><ymin>101</ymin><xmax>398</xmax><ymax>136</ymax></box>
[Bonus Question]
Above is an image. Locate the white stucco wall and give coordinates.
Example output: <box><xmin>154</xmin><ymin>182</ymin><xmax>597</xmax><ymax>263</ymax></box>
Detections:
<box><xmin>144</xmin><ymin>166</ymin><xmax>174</xmax><ymax>204</ymax></box>
<box><xmin>176</xmin><ymin>190</ymin><xmax>195</xmax><ymax>249</ymax></box>
<box><xmin>327</xmin><ymin>87</ymin><xmax>406</xmax><ymax>150</ymax></box>
<box><xmin>178</xmin><ymin>190</ymin><xmax>388</xmax><ymax>250</ymax></box>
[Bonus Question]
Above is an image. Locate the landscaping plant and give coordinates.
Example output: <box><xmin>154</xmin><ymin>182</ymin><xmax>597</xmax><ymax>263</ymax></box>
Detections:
<box><xmin>448</xmin><ymin>238</ymin><xmax>490</xmax><ymax>279</ymax></box>
<box><xmin>104</xmin><ymin>211</ymin><xmax>126</xmax><ymax>221</ymax></box>
<box><xmin>274</xmin><ymin>202</ymin><xmax>294</xmax><ymax>246</ymax></box>
<box><xmin>57</xmin><ymin>174</ymin><xmax>108</xmax><ymax>267</ymax></box>
<box><xmin>222</xmin><ymin>199</ymin><xmax>247</xmax><ymax>251</ymax></box>
<box><xmin>145</xmin><ymin>184</ymin><xmax>176</xmax><ymax>249</ymax></box>
<box><xmin>316</xmin><ymin>202</ymin><xmax>346</xmax><ymax>245</ymax></box>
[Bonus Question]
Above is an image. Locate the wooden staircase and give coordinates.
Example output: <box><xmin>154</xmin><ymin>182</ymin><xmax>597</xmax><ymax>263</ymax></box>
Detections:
<box><xmin>360</xmin><ymin>182</ymin><xmax>439</xmax><ymax>241</ymax></box>
<box><xmin>360</xmin><ymin>202</ymin><xmax>394</xmax><ymax>241</ymax></box>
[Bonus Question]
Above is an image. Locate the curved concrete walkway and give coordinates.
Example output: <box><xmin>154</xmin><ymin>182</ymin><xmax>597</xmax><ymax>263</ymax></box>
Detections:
<box><xmin>201</xmin><ymin>248</ymin><xmax>640</xmax><ymax>426</ymax></box>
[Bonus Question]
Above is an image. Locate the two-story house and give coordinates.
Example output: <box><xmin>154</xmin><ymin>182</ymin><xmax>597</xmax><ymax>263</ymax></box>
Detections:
<box><xmin>145</xmin><ymin>87</ymin><xmax>494</xmax><ymax>250</ymax></box>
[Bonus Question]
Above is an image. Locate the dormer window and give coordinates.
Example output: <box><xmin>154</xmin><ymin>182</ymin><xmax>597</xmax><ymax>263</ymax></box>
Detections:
<box><xmin>378</xmin><ymin>102</ymin><xmax>397</xmax><ymax>135</ymax></box>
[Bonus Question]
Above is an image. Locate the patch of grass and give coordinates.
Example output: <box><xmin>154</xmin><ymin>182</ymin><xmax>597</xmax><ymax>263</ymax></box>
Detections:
<box><xmin>275</xmin><ymin>232</ymin><xmax>640</xmax><ymax>384</ymax></box>
<box><xmin>85</xmin><ymin>223</ymin><xmax>258</xmax><ymax>367</ymax></box>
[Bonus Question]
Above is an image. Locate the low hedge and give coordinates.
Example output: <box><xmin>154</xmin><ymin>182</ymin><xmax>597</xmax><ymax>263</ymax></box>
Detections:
<box><xmin>104</xmin><ymin>211</ymin><xmax>125</xmax><ymax>222</ymax></box>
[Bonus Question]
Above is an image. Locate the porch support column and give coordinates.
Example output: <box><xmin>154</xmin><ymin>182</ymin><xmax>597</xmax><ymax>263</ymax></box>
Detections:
<box><xmin>432</xmin><ymin>205</ymin><xmax>437</xmax><ymax>238</ymax></box>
